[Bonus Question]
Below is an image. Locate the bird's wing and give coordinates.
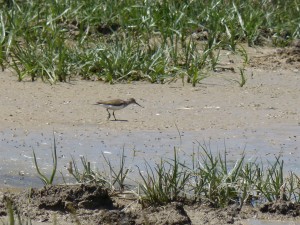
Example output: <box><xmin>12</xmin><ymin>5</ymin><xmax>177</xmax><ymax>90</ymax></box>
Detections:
<box><xmin>96</xmin><ymin>99</ymin><xmax>125</xmax><ymax>106</ymax></box>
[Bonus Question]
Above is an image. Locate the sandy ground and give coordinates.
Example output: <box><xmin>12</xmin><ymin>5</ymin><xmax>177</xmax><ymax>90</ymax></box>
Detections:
<box><xmin>0</xmin><ymin>44</ymin><xmax>299</xmax><ymax>224</ymax></box>
<box><xmin>0</xmin><ymin>55</ymin><xmax>298</xmax><ymax>133</ymax></box>
<box><xmin>0</xmin><ymin>46</ymin><xmax>298</xmax><ymax>133</ymax></box>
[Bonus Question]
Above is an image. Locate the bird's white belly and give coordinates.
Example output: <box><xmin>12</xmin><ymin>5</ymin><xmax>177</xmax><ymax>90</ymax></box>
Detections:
<box><xmin>103</xmin><ymin>104</ymin><xmax>126</xmax><ymax>110</ymax></box>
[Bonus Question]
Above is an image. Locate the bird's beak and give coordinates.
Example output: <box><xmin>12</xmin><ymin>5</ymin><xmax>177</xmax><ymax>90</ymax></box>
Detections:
<box><xmin>135</xmin><ymin>102</ymin><xmax>144</xmax><ymax>108</ymax></box>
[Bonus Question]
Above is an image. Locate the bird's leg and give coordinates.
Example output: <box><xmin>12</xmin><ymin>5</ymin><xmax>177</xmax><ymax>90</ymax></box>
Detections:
<box><xmin>106</xmin><ymin>109</ymin><xmax>111</xmax><ymax>120</ymax></box>
<box><xmin>112</xmin><ymin>111</ymin><xmax>117</xmax><ymax>121</ymax></box>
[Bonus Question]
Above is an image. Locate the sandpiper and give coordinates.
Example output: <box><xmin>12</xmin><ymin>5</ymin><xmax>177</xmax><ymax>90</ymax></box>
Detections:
<box><xmin>95</xmin><ymin>98</ymin><xmax>143</xmax><ymax>121</ymax></box>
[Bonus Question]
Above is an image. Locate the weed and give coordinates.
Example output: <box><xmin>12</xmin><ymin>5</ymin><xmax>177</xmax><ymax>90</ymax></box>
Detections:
<box><xmin>67</xmin><ymin>156</ymin><xmax>107</xmax><ymax>186</ymax></box>
<box><xmin>32</xmin><ymin>135</ymin><xmax>57</xmax><ymax>185</ymax></box>
<box><xmin>255</xmin><ymin>156</ymin><xmax>285</xmax><ymax>202</ymax></box>
<box><xmin>0</xmin><ymin>13</ymin><xmax>7</xmax><ymax>71</ymax></box>
<box><xmin>138</xmin><ymin>148</ymin><xmax>191</xmax><ymax>206</ymax></box>
<box><xmin>238</xmin><ymin>67</ymin><xmax>246</xmax><ymax>87</ymax></box>
<box><xmin>102</xmin><ymin>148</ymin><xmax>131</xmax><ymax>191</ymax></box>
<box><xmin>190</xmin><ymin>145</ymin><xmax>241</xmax><ymax>207</ymax></box>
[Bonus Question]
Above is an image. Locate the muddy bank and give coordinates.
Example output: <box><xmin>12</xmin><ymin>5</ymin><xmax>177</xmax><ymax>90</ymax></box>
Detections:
<box><xmin>1</xmin><ymin>184</ymin><xmax>300</xmax><ymax>225</ymax></box>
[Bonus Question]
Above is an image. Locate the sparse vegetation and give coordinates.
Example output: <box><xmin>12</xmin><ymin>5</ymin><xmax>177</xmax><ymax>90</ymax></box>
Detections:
<box><xmin>32</xmin><ymin>137</ymin><xmax>300</xmax><ymax>208</ymax></box>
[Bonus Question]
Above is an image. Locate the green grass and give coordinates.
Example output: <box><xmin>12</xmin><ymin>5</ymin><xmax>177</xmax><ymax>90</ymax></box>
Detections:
<box><xmin>67</xmin><ymin>148</ymin><xmax>134</xmax><ymax>192</ymax></box>
<box><xmin>138</xmin><ymin>148</ymin><xmax>191</xmax><ymax>206</ymax></box>
<box><xmin>136</xmin><ymin>146</ymin><xmax>300</xmax><ymax>208</ymax></box>
<box><xmin>0</xmin><ymin>0</ymin><xmax>298</xmax><ymax>84</ymax></box>
<box><xmin>32</xmin><ymin>135</ymin><xmax>57</xmax><ymax>185</ymax></box>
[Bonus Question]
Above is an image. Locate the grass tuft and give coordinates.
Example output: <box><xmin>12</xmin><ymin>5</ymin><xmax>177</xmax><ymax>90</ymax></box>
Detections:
<box><xmin>32</xmin><ymin>134</ymin><xmax>57</xmax><ymax>185</ymax></box>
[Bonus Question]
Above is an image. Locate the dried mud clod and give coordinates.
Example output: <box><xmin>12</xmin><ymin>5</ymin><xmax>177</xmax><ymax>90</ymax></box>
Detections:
<box><xmin>97</xmin><ymin>210</ymin><xmax>137</xmax><ymax>225</ymax></box>
<box><xmin>260</xmin><ymin>200</ymin><xmax>300</xmax><ymax>217</ymax></box>
<box><xmin>1</xmin><ymin>184</ymin><xmax>115</xmax><ymax>223</ymax></box>
<box><xmin>250</xmin><ymin>39</ymin><xmax>300</xmax><ymax>70</ymax></box>
<box><xmin>277</xmin><ymin>40</ymin><xmax>300</xmax><ymax>64</ymax></box>
<box><xmin>27</xmin><ymin>184</ymin><xmax>114</xmax><ymax>211</ymax></box>
<box><xmin>138</xmin><ymin>202</ymin><xmax>191</xmax><ymax>225</ymax></box>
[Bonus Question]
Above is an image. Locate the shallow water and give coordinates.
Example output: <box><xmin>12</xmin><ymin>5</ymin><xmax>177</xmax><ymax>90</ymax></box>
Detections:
<box><xmin>243</xmin><ymin>219</ymin><xmax>300</xmax><ymax>225</ymax></box>
<box><xmin>0</xmin><ymin>124</ymin><xmax>298</xmax><ymax>188</ymax></box>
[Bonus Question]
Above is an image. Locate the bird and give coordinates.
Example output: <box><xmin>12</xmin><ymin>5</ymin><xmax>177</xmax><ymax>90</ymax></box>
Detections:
<box><xmin>95</xmin><ymin>98</ymin><xmax>143</xmax><ymax>121</ymax></box>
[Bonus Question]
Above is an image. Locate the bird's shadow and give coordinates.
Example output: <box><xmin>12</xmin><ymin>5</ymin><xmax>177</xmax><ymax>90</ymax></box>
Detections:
<box><xmin>110</xmin><ymin>119</ymin><xmax>128</xmax><ymax>122</ymax></box>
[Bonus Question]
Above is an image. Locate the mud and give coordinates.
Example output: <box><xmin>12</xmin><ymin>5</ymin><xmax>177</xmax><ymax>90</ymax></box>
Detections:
<box><xmin>1</xmin><ymin>184</ymin><xmax>300</xmax><ymax>224</ymax></box>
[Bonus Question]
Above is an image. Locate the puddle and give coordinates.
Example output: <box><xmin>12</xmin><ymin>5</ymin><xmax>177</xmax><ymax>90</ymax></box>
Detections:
<box><xmin>0</xmin><ymin>124</ymin><xmax>299</xmax><ymax>188</ymax></box>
